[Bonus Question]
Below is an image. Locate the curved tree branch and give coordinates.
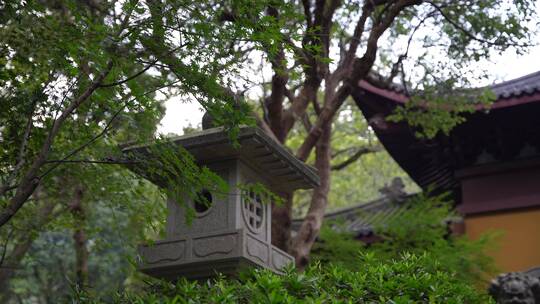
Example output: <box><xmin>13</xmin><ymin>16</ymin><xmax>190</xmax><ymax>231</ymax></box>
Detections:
<box><xmin>331</xmin><ymin>145</ymin><xmax>382</xmax><ymax>170</ymax></box>
<box><xmin>296</xmin><ymin>0</ymin><xmax>422</xmax><ymax>162</ymax></box>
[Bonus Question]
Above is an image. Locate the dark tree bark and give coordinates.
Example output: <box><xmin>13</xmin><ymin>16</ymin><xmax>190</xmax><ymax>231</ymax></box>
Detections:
<box><xmin>69</xmin><ymin>186</ymin><xmax>88</xmax><ymax>289</ymax></box>
<box><xmin>266</xmin><ymin>0</ymin><xmax>423</xmax><ymax>265</ymax></box>
<box><xmin>271</xmin><ymin>193</ymin><xmax>293</xmax><ymax>251</ymax></box>
<box><xmin>291</xmin><ymin>123</ymin><xmax>332</xmax><ymax>270</ymax></box>
<box><xmin>0</xmin><ymin>188</ymin><xmax>55</xmax><ymax>303</ymax></box>
<box><xmin>0</xmin><ymin>64</ymin><xmax>112</xmax><ymax>228</ymax></box>
<box><xmin>0</xmin><ymin>239</ymin><xmax>33</xmax><ymax>302</ymax></box>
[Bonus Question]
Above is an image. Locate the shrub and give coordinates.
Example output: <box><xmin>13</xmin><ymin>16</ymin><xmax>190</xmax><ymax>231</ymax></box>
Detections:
<box><xmin>72</xmin><ymin>193</ymin><xmax>497</xmax><ymax>303</ymax></box>
<box><xmin>310</xmin><ymin>223</ymin><xmax>365</xmax><ymax>268</ymax></box>
<box><xmin>312</xmin><ymin>192</ymin><xmax>498</xmax><ymax>286</ymax></box>
<box><xmin>74</xmin><ymin>252</ymin><xmax>493</xmax><ymax>303</ymax></box>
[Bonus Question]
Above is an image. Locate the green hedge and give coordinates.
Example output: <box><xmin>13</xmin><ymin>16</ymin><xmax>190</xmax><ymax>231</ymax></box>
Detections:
<box><xmin>312</xmin><ymin>192</ymin><xmax>498</xmax><ymax>286</ymax></box>
<box><xmin>75</xmin><ymin>252</ymin><xmax>493</xmax><ymax>303</ymax></box>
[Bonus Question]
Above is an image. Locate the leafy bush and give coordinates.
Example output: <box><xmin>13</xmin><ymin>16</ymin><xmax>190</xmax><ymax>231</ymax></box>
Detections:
<box><xmin>310</xmin><ymin>223</ymin><xmax>365</xmax><ymax>268</ymax></box>
<box><xmin>312</xmin><ymin>192</ymin><xmax>498</xmax><ymax>286</ymax></box>
<box><xmin>74</xmin><ymin>252</ymin><xmax>492</xmax><ymax>303</ymax></box>
<box><xmin>67</xmin><ymin>193</ymin><xmax>497</xmax><ymax>303</ymax></box>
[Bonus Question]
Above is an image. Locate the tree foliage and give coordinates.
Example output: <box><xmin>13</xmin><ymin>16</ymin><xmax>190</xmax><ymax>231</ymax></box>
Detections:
<box><xmin>0</xmin><ymin>0</ymin><xmax>290</xmax><ymax>228</ymax></box>
<box><xmin>0</xmin><ymin>0</ymin><xmax>285</xmax><ymax>300</ymax></box>
<box><xmin>287</xmin><ymin>99</ymin><xmax>419</xmax><ymax>216</ymax></box>
<box><xmin>311</xmin><ymin>193</ymin><xmax>498</xmax><ymax>286</ymax></box>
<box><xmin>0</xmin><ymin>0</ymin><xmax>537</xmax><ymax>300</ymax></box>
<box><xmin>243</xmin><ymin>0</ymin><xmax>536</xmax><ymax>267</ymax></box>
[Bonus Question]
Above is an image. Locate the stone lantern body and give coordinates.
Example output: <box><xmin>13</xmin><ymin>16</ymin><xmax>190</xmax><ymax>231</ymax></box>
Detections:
<box><xmin>122</xmin><ymin>126</ymin><xmax>319</xmax><ymax>280</ymax></box>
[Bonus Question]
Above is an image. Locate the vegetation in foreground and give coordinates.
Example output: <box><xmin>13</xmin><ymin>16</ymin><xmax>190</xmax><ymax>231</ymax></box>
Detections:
<box><xmin>67</xmin><ymin>194</ymin><xmax>496</xmax><ymax>303</ymax></box>
<box><xmin>312</xmin><ymin>193</ymin><xmax>499</xmax><ymax>287</ymax></box>
<box><xmin>74</xmin><ymin>252</ymin><xmax>493</xmax><ymax>303</ymax></box>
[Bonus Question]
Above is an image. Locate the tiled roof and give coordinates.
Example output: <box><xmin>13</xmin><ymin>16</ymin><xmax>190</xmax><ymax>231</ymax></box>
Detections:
<box><xmin>292</xmin><ymin>195</ymin><xmax>413</xmax><ymax>237</ymax></box>
<box><xmin>353</xmin><ymin>70</ymin><xmax>540</xmax><ymax>203</ymax></box>
<box><xmin>362</xmin><ymin>70</ymin><xmax>540</xmax><ymax>103</ymax></box>
<box><xmin>491</xmin><ymin>71</ymin><xmax>540</xmax><ymax>99</ymax></box>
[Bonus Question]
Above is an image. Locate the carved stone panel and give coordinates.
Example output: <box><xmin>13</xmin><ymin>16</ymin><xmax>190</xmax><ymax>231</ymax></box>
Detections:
<box><xmin>167</xmin><ymin>169</ymin><xmax>230</xmax><ymax>237</ymax></box>
<box><xmin>139</xmin><ymin>240</ymin><xmax>186</xmax><ymax>264</ymax></box>
<box><xmin>246</xmin><ymin>234</ymin><xmax>269</xmax><ymax>264</ymax></box>
<box><xmin>271</xmin><ymin>247</ymin><xmax>294</xmax><ymax>272</ymax></box>
<box><xmin>193</xmin><ymin>234</ymin><xmax>237</xmax><ymax>258</ymax></box>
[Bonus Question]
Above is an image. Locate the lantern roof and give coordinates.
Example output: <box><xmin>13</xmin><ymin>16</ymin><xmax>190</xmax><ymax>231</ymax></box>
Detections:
<box><xmin>122</xmin><ymin>126</ymin><xmax>319</xmax><ymax>192</ymax></box>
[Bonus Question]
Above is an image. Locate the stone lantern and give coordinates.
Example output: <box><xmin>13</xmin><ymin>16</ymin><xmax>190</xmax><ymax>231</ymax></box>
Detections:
<box><xmin>122</xmin><ymin>125</ymin><xmax>319</xmax><ymax>280</ymax></box>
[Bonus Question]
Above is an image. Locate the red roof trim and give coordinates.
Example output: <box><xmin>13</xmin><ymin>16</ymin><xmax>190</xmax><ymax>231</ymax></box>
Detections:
<box><xmin>358</xmin><ymin>80</ymin><xmax>408</xmax><ymax>103</ymax></box>
<box><xmin>357</xmin><ymin>80</ymin><xmax>540</xmax><ymax>110</ymax></box>
<box><xmin>488</xmin><ymin>93</ymin><xmax>540</xmax><ymax>109</ymax></box>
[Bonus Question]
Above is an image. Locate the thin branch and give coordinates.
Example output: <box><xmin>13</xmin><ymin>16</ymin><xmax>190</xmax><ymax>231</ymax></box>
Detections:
<box><xmin>50</xmin><ymin>76</ymin><xmax>84</xmax><ymax>122</ymax></box>
<box><xmin>44</xmin><ymin>159</ymin><xmax>139</xmax><ymax>165</ymax></box>
<box><xmin>14</xmin><ymin>105</ymin><xmax>35</xmax><ymax>166</ymax></box>
<box><xmin>331</xmin><ymin>145</ymin><xmax>382</xmax><ymax>170</ymax></box>
<box><xmin>287</xmin><ymin>83</ymin><xmax>303</xmax><ymax>100</ymax></box>
<box><xmin>0</xmin><ymin>101</ymin><xmax>36</xmax><ymax>197</ymax></box>
<box><xmin>0</xmin><ymin>229</ymin><xmax>14</xmax><ymax>268</ymax></box>
<box><xmin>399</xmin><ymin>60</ymin><xmax>410</xmax><ymax>96</ymax></box>
<box><xmin>99</xmin><ymin>42</ymin><xmax>189</xmax><ymax>88</ymax></box>
<box><xmin>426</xmin><ymin>1</ymin><xmax>531</xmax><ymax>47</ymax></box>
<box><xmin>386</xmin><ymin>10</ymin><xmax>435</xmax><ymax>85</ymax></box>
<box><xmin>300</xmin><ymin>112</ymin><xmax>312</xmax><ymax>133</ymax></box>
<box><xmin>99</xmin><ymin>59</ymin><xmax>158</xmax><ymax>88</ymax></box>
<box><xmin>0</xmin><ymin>61</ymin><xmax>113</xmax><ymax>228</ymax></box>
<box><xmin>37</xmin><ymin>78</ymin><xmax>182</xmax><ymax>181</ymax></box>
<box><xmin>343</xmin><ymin>4</ymin><xmax>372</xmax><ymax>67</ymax></box>
<box><xmin>38</xmin><ymin>104</ymin><xmax>125</xmax><ymax>180</ymax></box>
<box><xmin>331</xmin><ymin>146</ymin><xmax>357</xmax><ymax>158</ymax></box>
<box><xmin>311</xmin><ymin>93</ymin><xmax>321</xmax><ymax>115</ymax></box>
<box><xmin>283</xmin><ymin>87</ymin><xmax>295</xmax><ymax>103</ymax></box>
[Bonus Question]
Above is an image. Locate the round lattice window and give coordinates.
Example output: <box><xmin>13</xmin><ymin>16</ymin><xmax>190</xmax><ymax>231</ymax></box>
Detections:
<box><xmin>193</xmin><ymin>189</ymin><xmax>213</xmax><ymax>216</ymax></box>
<box><xmin>242</xmin><ymin>190</ymin><xmax>265</xmax><ymax>233</ymax></box>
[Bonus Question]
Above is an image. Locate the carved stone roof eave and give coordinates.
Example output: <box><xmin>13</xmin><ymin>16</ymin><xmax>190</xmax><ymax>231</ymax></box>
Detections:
<box><xmin>122</xmin><ymin>126</ymin><xmax>320</xmax><ymax>192</ymax></box>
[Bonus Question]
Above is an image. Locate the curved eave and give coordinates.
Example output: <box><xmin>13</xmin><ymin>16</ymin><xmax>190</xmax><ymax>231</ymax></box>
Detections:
<box><xmin>353</xmin><ymin>71</ymin><xmax>540</xmax><ymax>201</ymax></box>
<box><xmin>358</xmin><ymin>70</ymin><xmax>540</xmax><ymax>110</ymax></box>
<box><xmin>121</xmin><ymin>126</ymin><xmax>320</xmax><ymax>192</ymax></box>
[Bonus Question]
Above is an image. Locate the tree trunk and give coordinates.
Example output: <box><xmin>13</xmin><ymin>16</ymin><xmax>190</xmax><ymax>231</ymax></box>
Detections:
<box><xmin>0</xmin><ymin>239</ymin><xmax>33</xmax><ymax>302</ymax></box>
<box><xmin>0</xmin><ymin>62</ymin><xmax>112</xmax><ymax>228</ymax></box>
<box><xmin>0</xmin><ymin>188</ymin><xmax>55</xmax><ymax>302</ymax></box>
<box><xmin>291</xmin><ymin>123</ymin><xmax>332</xmax><ymax>270</ymax></box>
<box><xmin>271</xmin><ymin>193</ymin><xmax>293</xmax><ymax>252</ymax></box>
<box><xmin>69</xmin><ymin>186</ymin><xmax>88</xmax><ymax>289</ymax></box>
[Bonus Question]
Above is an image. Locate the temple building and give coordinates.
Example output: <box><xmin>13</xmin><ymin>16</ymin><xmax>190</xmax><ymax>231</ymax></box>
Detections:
<box><xmin>350</xmin><ymin>71</ymin><xmax>540</xmax><ymax>273</ymax></box>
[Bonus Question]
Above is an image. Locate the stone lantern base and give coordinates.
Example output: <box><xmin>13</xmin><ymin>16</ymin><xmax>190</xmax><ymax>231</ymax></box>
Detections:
<box><xmin>138</xmin><ymin>229</ymin><xmax>293</xmax><ymax>280</ymax></box>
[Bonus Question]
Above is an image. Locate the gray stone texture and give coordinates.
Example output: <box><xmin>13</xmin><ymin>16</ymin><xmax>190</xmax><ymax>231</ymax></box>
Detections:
<box><xmin>489</xmin><ymin>271</ymin><xmax>540</xmax><ymax>304</ymax></box>
<box><xmin>123</xmin><ymin>126</ymin><xmax>319</xmax><ymax>280</ymax></box>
